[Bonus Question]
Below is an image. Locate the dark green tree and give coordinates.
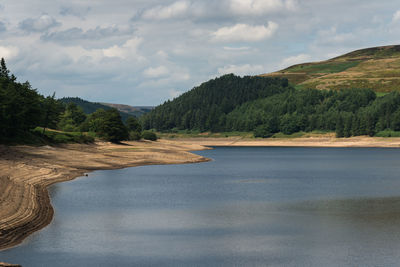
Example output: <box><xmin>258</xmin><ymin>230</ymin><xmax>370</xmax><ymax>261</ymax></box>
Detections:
<box><xmin>41</xmin><ymin>93</ymin><xmax>64</xmax><ymax>134</ymax></box>
<box><xmin>126</xmin><ymin>116</ymin><xmax>142</xmax><ymax>132</ymax></box>
<box><xmin>58</xmin><ymin>103</ymin><xmax>87</xmax><ymax>131</ymax></box>
<box><xmin>0</xmin><ymin>58</ymin><xmax>10</xmax><ymax>79</ymax></box>
<box><xmin>336</xmin><ymin>115</ymin><xmax>344</xmax><ymax>138</ymax></box>
<box><xmin>96</xmin><ymin>109</ymin><xmax>129</xmax><ymax>142</ymax></box>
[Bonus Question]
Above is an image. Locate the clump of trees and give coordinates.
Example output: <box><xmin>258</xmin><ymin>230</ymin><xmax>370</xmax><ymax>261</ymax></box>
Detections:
<box><xmin>0</xmin><ymin>58</ymin><xmax>145</xmax><ymax>144</ymax></box>
<box><xmin>0</xmin><ymin>58</ymin><xmax>63</xmax><ymax>142</ymax></box>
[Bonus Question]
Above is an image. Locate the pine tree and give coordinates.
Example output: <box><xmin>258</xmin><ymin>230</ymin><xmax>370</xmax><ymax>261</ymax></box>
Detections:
<box><xmin>0</xmin><ymin>58</ymin><xmax>10</xmax><ymax>79</ymax></box>
<box><xmin>336</xmin><ymin>115</ymin><xmax>344</xmax><ymax>138</ymax></box>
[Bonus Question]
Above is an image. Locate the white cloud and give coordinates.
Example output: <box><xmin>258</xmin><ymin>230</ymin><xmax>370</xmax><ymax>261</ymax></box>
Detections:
<box><xmin>142</xmin><ymin>1</ymin><xmax>189</xmax><ymax>20</ymax></box>
<box><xmin>218</xmin><ymin>64</ymin><xmax>264</xmax><ymax>76</ymax></box>
<box><xmin>280</xmin><ymin>54</ymin><xmax>310</xmax><ymax>68</ymax></box>
<box><xmin>223</xmin><ymin>46</ymin><xmax>251</xmax><ymax>51</ymax></box>
<box><xmin>212</xmin><ymin>22</ymin><xmax>278</xmax><ymax>42</ymax></box>
<box><xmin>314</xmin><ymin>27</ymin><xmax>356</xmax><ymax>46</ymax></box>
<box><xmin>393</xmin><ymin>10</ymin><xmax>400</xmax><ymax>22</ymax></box>
<box><xmin>156</xmin><ymin>50</ymin><xmax>168</xmax><ymax>59</ymax></box>
<box><xmin>169</xmin><ymin>89</ymin><xmax>183</xmax><ymax>99</ymax></box>
<box><xmin>102</xmin><ymin>37</ymin><xmax>143</xmax><ymax>59</ymax></box>
<box><xmin>229</xmin><ymin>0</ymin><xmax>298</xmax><ymax>15</ymax></box>
<box><xmin>143</xmin><ymin>66</ymin><xmax>169</xmax><ymax>78</ymax></box>
<box><xmin>19</xmin><ymin>14</ymin><xmax>60</xmax><ymax>32</ymax></box>
<box><xmin>0</xmin><ymin>45</ymin><xmax>19</xmax><ymax>59</ymax></box>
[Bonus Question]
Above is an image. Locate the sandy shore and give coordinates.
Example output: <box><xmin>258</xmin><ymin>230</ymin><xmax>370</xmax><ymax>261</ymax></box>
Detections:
<box><xmin>0</xmin><ymin>140</ymin><xmax>209</xmax><ymax>252</ymax></box>
<box><xmin>1</xmin><ymin>135</ymin><xmax>400</xmax><ymax>257</ymax></box>
<box><xmin>177</xmin><ymin>135</ymin><xmax>400</xmax><ymax>148</ymax></box>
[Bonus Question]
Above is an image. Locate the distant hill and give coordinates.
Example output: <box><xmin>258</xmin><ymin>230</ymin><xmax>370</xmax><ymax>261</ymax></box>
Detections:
<box><xmin>59</xmin><ymin>97</ymin><xmax>152</xmax><ymax>121</ymax></box>
<box><xmin>100</xmin><ymin>103</ymin><xmax>153</xmax><ymax>117</ymax></box>
<box><xmin>261</xmin><ymin>45</ymin><xmax>400</xmax><ymax>92</ymax></box>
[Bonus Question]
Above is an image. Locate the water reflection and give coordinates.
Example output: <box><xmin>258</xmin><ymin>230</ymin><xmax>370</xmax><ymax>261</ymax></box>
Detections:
<box><xmin>2</xmin><ymin>147</ymin><xmax>400</xmax><ymax>266</ymax></box>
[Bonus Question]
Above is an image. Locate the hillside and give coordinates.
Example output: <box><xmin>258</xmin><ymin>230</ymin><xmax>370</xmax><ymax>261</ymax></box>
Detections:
<box><xmin>141</xmin><ymin>74</ymin><xmax>291</xmax><ymax>131</ymax></box>
<box><xmin>100</xmin><ymin>103</ymin><xmax>153</xmax><ymax>117</ymax></box>
<box><xmin>59</xmin><ymin>97</ymin><xmax>110</xmax><ymax>114</ymax></box>
<box><xmin>261</xmin><ymin>45</ymin><xmax>400</xmax><ymax>92</ymax></box>
<box><xmin>59</xmin><ymin>97</ymin><xmax>151</xmax><ymax>122</ymax></box>
<box><xmin>142</xmin><ymin>73</ymin><xmax>400</xmax><ymax>138</ymax></box>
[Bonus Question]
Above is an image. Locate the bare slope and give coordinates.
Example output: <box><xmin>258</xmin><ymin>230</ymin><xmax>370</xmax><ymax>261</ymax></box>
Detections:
<box><xmin>261</xmin><ymin>45</ymin><xmax>400</xmax><ymax>92</ymax></box>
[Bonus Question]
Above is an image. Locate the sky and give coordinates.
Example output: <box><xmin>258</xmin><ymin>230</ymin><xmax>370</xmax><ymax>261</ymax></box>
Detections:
<box><xmin>1</xmin><ymin>0</ymin><xmax>400</xmax><ymax>105</ymax></box>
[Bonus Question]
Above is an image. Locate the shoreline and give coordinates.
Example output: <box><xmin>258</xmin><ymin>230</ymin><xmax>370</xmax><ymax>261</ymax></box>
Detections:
<box><xmin>0</xmin><ymin>140</ymin><xmax>210</xmax><ymax>252</ymax></box>
<box><xmin>171</xmin><ymin>135</ymin><xmax>400</xmax><ymax>148</ymax></box>
<box><xmin>1</xmin><ymin>136</ymin><xmax>400</xmax><ymax>254</ymax></box>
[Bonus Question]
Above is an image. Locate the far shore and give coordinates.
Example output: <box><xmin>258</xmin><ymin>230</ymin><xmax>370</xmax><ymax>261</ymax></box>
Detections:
<box><xmin>1</xmin><ymin>135</ymin><xmax>400</xmax><ymax>255</ymax></box>
<box><xmin>167</xmin><ymin>135</ymin><xmax>400</xmax><ymax>148</ymax></box>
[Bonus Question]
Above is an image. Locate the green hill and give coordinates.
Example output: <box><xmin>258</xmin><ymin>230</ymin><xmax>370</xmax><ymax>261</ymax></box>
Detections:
<box><xmin>261</xmin><ymin>45</ymin><xmax>400</xmax><ymax>92</ymax></box>
<box><xmin>59</xmin><ymin>97</ymin><xmax>110</xmax><ymax>114</ymax></box>
<box><xmin>142</xmin><ymin>73</ymin><xmax>400</xmax><ymax>138</ymax></box>
<box><xmin>59</xmin><ymin>97</ymin><xmax>151</xmax><ymax>121</ymax></box>
<box><xmin>141</xmin><ymin>74</ymin><xmax>291</xmax><ymax>131</ymax></box>
<box><xmin>100</xmin><ymin>103</ymin><xmax>153</xmax><ymax>117</ymax></box>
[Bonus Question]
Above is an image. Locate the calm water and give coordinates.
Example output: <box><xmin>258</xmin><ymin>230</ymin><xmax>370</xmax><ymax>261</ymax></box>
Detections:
<box><xmin>2</xmin><ymin>147</ymin><xmax>400</xmax><ymax>266</ymax></box>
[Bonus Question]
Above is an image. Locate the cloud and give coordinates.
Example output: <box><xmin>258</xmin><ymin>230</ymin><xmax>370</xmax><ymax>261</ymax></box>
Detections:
<box><xmin>60</xmin><ymin>6</ymin><xmax>91</xmax><ymax>19</ymax></box>
<box><xmin>229</xmin><ymin>0</ymin><xmax>298</xmax><ymax>15</ymax></box>
<box><xmin>392</xmin><ymin>10</ymin><xmax>400</xmax><ymax>22</ymax></box>
<box><xmin>143</xmin><ymin>66</ymin><xmax>169</xmax><ymax>78</ymax></box>
<box><xmin>280</xmin><ymin>54</ymin><xmax>310</xmax><ymax>68</ymax></box>
<box><xmin>218</xmin><ymin>64</ymin><xmax>264</xmax><ymax>76</ymax></box>
<box><xmin>141</xmin><ymin>1</ymin><xmax>189</xmax><ymax>20</ymax></box>
<box><xmin>314</xmin><ymin>27</ymin><xmax>356</xmax><ymax>46</ymax></box>
<box><xmin>0</xmin><ymin>46</ymin><xmax>19</xmax><ymax>59</ymax></box>
<box><xmin>102</xmin><ymin>37</ymin><xmax>143</xmax><ymax>59</ymax></box>
<box><xmin>19</xmin><ymin>14</ymin><xmax>61</xmax><ymax>32</ymax></box>
<box><xmin>223</xmin><ymin>46</ymin><xmax>251</xmax><ymax>51</ymax></box>
<box><xmin>42</xmin><ymin>25</ymin><xmax>133</xmax><ymax>43</ymax></box>
<box><xmin>169</xmin><ymin>89</ymin><xmax>183</xmax><ymax>99</ymax></box>
<box><xmin>212</xmin><ymin>22</ymin><xmax>278</xmax><ymax>42</ymax></box>
<box><xmin>0</xmin><ymin>21</ymin><xmax>6</xmax><ymax>32</ymax></box>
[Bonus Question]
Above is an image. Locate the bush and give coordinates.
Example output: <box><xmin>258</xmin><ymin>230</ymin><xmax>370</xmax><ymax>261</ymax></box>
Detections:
<box><xmin>129</xmin><ymin>131</ymin><xmax>141</xmax><ymax>140</ymax></box>
<box><xmin>375</xmin><ymin>130</ymin><xmax>400</xmax><ymax>137</ymax></box>
<box><xmin>142</xmin><ymin>131</ymin><xmax>157</xmax><ymax>141</ymax></box>
<box><xmin>254</xmin><ymin>124</ymin><xmax>273</xmax><ymax>138</ymax></box>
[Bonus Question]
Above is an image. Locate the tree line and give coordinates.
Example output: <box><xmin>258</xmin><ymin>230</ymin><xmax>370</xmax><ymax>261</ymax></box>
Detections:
<box><xmin>141</xmin><ymin>74</ymin><xmax>290</xmax><ymax>132</ymax></box>
<box><xmin>142</xmin><ymin>74</ymin><xmax>400</xmax><ymax>138</ymax></box>
<box><xmin>0</xmin><ymin>58</ymin><xmax>153</xmax><ymax>143</ymax></box>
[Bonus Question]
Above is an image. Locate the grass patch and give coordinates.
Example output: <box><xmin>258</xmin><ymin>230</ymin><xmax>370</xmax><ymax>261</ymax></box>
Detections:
<box><xmin>375</xmin><ymin>130</ymin><xmax>400</xmax><ymax>137</ymax></box>
<box><xmin>288</xmin><ymin>61</ymin><xmax>361</xmax><ymax>74</ymax></box>
<box><xmin>376</xmin><ymin>92</ymin><xmax>389</xmax><ymax>97</ymax></box>
<box><xmin>32</xmin><ymin>127</ymin><xmax>95</xmax><ymax>144</ymax></box>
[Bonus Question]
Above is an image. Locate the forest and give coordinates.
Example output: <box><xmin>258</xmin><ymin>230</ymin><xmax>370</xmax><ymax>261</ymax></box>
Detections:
<box><xmin>4</xmin><ymin>56</ymin><xmax>400</xmax><ymax>143</ymax></box>
<box><xmin>142</xmin><ymin>74</ymin><xmax>400</xmax><ymax>138</ymax></box>
<box><xmin>0</xmin><ymin>58</ymin><xmax>148</xmax><ymax>144</ymax></box>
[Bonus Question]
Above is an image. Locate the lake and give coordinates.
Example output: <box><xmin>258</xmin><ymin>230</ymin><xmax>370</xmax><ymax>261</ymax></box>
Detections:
<box><xmin>2</xmin><ymin>147</ymin><xmax>400</xmax><ymax>266</ymax></box>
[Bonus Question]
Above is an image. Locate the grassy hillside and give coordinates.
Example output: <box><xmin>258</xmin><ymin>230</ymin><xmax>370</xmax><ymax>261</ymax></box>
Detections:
<box><xmin>261</xmin><ymin>45</ymin><xmax>400</xmax><ymax>92</ymax></box>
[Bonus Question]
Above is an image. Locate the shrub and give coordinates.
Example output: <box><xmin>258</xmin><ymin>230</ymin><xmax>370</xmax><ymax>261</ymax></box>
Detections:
<box><xmin>129</xmin><ymin>131</ymin><xmax>142</xmax><ymax>141</ymax></box>
<box><xmin>254</xmin><ymin>124</ymin><xmax>273</xmax><ymax>138</ymax></box>
<box><xmin>142</xmin><ymin>131</ymin><xmax>157</xmax><ymax>141</ymax></box>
